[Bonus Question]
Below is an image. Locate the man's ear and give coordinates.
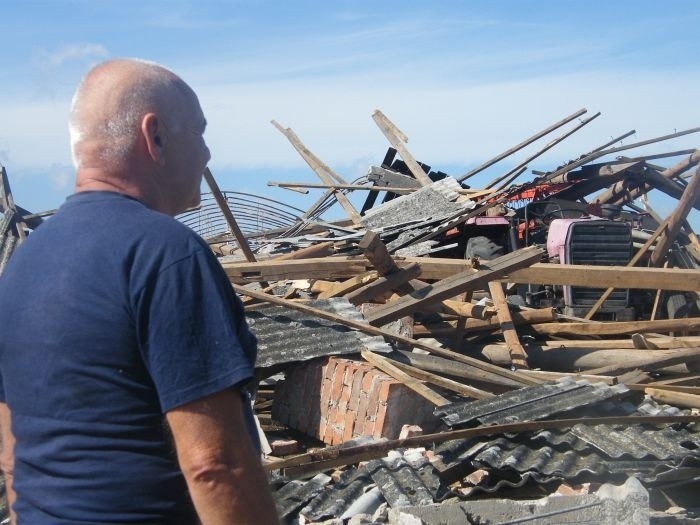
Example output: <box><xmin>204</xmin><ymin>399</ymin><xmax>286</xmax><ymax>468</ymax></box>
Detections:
<box><xmin>142</xmin><ymin>113</ymin><xmax>166</xmax><ymax>165</ymax></box>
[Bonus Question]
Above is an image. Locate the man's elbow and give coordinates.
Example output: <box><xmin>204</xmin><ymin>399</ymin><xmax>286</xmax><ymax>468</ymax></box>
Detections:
<box><xmin>0</xmin><ymin>450</ymin><xmax>14</xmax><ymax>478</ymax></box>
<box><xmin>181</xmin><ymin>455</ymin><xmax>246</xmax><ymax>489</ymax></box>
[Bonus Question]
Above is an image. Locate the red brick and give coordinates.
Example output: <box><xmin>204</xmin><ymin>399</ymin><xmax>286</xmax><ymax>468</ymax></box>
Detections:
<box><xmin>323</xmin><ymin>419</ymin><xmax>336</xmax><ymax>444</ymax></box>
<box><xmin>271</xmin><ymin>439</ymin><xmax>299</xmax><ymax>456</ymax></box>
<box><xmin>348</xmin><ymin>364</ymin><xmax>365</xmax><ymax>412</ymax></box>
<box><xmin>342</xmin><ymin>408</ymin><xmax>357</xmax><ymax>442</ymax></box>
<box><xmin>362</xmin><ymin>368</ymin><xmax>377</xmax><ymax>390</ymax></box>
<box><xmin>329</xmin><ymin>361</ymin><xmax>349</xmax><ymax>405</ymax></box>
<box><xmin>360</xmin><ymin>374</ymin><xmax>385</xmax><ymax>436</ymax></box>
<box><xmin>332</xmin><ymin>426</ymin><xmax>344</xmax><ymax>446</ymax></box>
<box><xmin>343</xmin><ymin>362</ymin><xmax>357</xmax><ymax>387</ymax></box>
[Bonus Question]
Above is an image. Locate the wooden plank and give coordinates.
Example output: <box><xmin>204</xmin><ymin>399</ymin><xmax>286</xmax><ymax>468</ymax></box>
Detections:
<box><xmin>359</xmin><ymin>230</ymin><xmax>400</xmax><ymax>275</ymax></box>
<box><xmin>645</xmin><ymin>387</ymin><xmax>700</xmax><ymax>409</ymax></box>
<box><xmin>232</xmin><ymin>284</ymin><xmax>540</xmax><ymax>386</ymax></box>
<box><xmin>386</xmin><ymin>357</ymin><xmax>495</xmax><ymax>400</ymax></box>
<box><xmin>482</xmin><ymin>343</ymin><xmax>700</xmax><ymax>375</ymax></box>
<box><xmin>361</xmin><ymin>350</ymin><xmax>449</xmax><ymax>406</ymax></box>
<box><xmin>393</xmin><ymin>349</ymin><xmax>521</xmax><ymax>389</ymax></box>
<box><xmin>271</xmin><ymin>120</ymin><xmax>362</xmax><ymax>224</ymax></box>
<box><xmin>651</xmin><ymin>166</ymin><xmax>700</xmax><ymax>266</ymax></box>
<box><xmin>488</xmin><ymin>281</ymin><xmax>529</xmax><ymax>369</ymax></box>
<box><xmin>317</xmin><ymin>271</ymin><xmax>379</xmax><ymax>299</ymax></box>
<box><xmin>274</xmin><ymin>241</ymin><xmax>335</xmax><ymax>261</ymax></box>
<box><xmin>358</xmin><ymin>230</ymin><xmax>419</xmax><ymax>296</ymax></box>
<box><xmin>527</xmin><ymin>318</ymin><xmax>700</xmax><ymax>337</ymax></box>
<box><xmin>628</xmin><ymin>384</ymin><xmax>700</xmax><ymax>395</ymax></box>
<box><xmin>345</xmin><ymin>263</ymin><xmax>422</xmax><ymax>305</ymax></box>
<box><xmin>584</xmin><ymin>346</ymin><xmax>700</xmax><ymax>376</ymax></box>
<box><xmin>364</xmin><ymin>246</ymin><xmax>544</xmax><ymax>326</ymax></box>
<box><xmin>520</xmin><ymin>369</ymin><xmax>615</xmax><ymax>385</ymax></box>
<box><xmin>268</xmin><ymin>181</ymin><xmax>415</xmax><ymax>194</ymax></box>
<box><xmin>371</xmin><ymin>110</ymin><xmax>432</xmax><ymax>186</ymax></box>
<box><xmin>222</xmin><ymin>257</ymin><xmax>700</xmax><ymax>292</ymax></box>
<box><xmin>528</xmin><ymin>336</ymin><xmax>700</xmax><ymax>350</ymax></box>
<box><xmin>203</xmin><ymin>168</ymin><xmax>257</xmax><ymax>263</ymax></box>
<box><xmin>506</xmin><ymin>264</ymin><xmax>700</xmax><ymax>292</ymax></box>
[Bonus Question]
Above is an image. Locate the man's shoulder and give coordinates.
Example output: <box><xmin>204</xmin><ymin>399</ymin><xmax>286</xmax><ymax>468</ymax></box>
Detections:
<box><xmin>61</xmin><ymin>191</ymin><xmax>205</xmax><ymax>245</ymax></box>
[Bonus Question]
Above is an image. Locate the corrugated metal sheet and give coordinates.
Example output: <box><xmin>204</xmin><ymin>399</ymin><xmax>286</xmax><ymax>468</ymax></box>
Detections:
<box><xmin>298</xmin><ymin>467</ymin><xmax>373</xmax><ymax>523</ymax></box>
<box><xmin>434</xmin><ymin>377</ymin><xmax>629</xmax><ymax>427</ymax></box>
<box><xmin>248</xmin><ymin>298</ymin><xmax>392</xmax><ymax>368</ymax></box>
<box><xmin>365</xmin><ymin>455</ymin><xmax>437</xmax><ymax>508</ymax></box>
<box><xmin>272</xmin><ymin>473</ymin><xmax>331</xmax><ymax>520</ymax></box>
<box><xmin>399</xmin><ymin>476</ymin><xmax>649</xmax><ymax>525</ymax></box>
<box><xmin>361</xmin><ymin>177</ymin><xmax>474</xmax><ymax>230</ymax></box>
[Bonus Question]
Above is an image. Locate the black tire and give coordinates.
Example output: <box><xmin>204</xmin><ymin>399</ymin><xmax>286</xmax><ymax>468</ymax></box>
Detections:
<box><xmin>465</xmin><ymin>236</ymin><xmax>504</xmax><ymax>260</ymax></box>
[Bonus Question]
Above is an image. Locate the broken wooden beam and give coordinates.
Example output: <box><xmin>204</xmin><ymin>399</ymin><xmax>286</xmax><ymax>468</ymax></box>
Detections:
<box><xmin>526</xmin><ymin>317</ymin><xmax>700</xmax><ymax>337</ymax></box>
<box><xmin>222</xmin><ymin>258</ymin><xmax>700</xmax><ymax>292</ymax></box>
<box><xmin>482</xmin><ymin>343</ymin><xmax>700</xmax><ymax>374</ymax></box>
<box><xmin>345</xmin><ymin>263</ymin><xmax>422</xmax><ymax>305</ymax></box>
<box><xmin>371</xmin><ymin>110</ymin><xmax>432</xmax><ymax>186</ymax></box>
<box><xmin>271</xmin><ymin>120</ymin><xmax>362</xmax><ymax>224</ymax></box>
<box><xmin>651</xmin><ymin>165</ymin><xmax>700</xmax><ymax>266</ymax></box>
<box><xmin>361</xmin><ymin>350</ymin><xmax>450</xmax><ymax>406</ymax></box>
<box><xmin>488</xmin><ymin>281</ymin><xmax>529</xmax><ymax>369</ymax></box>
<box><xmin>203</xmin><ymin>168</ymin><xmax>257</xmax><ymax>263</ymax></box>
<box><xmin>364</xmin><ymin>246</ymin><xmax>544</xmax><ymax>326</ymax></box>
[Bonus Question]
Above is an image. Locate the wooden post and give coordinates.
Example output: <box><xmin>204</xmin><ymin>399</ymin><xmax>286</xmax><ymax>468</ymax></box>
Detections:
<box><xmin>488</xmin><ymin>282</ymin><xmax>529</xmax><ymax>369</ymax></box>
<box><xmin>271</xmin><ymin>120</ymin><xmax>362</xmax><ymax>224</ymax></box>
<box><xmin>371</xmin><ymin>110</ymin><xmax>432</xmax><ymax>186</ymax></box>
<box><xmin>651</xmin><ymin>165</ymin><xmax>700</xmax><ymax>266</ymax></box>
<box><xmin>203</xmin><ymin>168</ymin><xmax>257</xmax><ymax>263</ymax></box>
<box><xmin>364</xmin><ymin>246</ymin><xmax>544</xmax><ymax>326</ymax></box>
<box><xmin>361</xmin><ymin>350</ymin><xmax>450</xmax><ymax>406</ymax></box>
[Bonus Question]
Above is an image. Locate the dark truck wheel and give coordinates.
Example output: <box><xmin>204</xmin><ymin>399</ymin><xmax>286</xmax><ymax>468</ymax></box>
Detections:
<box><xmin>465</xmin><ymin>236</ymin><xmax>504</xmax><ymax>260</ymax></box>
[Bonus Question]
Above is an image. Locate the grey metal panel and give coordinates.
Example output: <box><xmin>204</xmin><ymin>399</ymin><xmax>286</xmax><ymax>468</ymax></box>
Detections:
<box><xmin>398</xmin><ymin>477</ymin><xmax>649</xmax><ymax>525</ymax></box>
<box><xmin>472</xmin><ymin>437</ymin><xmax>684</xmax><ymax>479</ymax></box>
<box><xmin>434</xmin><ymin>377</ymin><xmax>629</xmax><ymax>427</ymax></box>
<box><xmin>361</xmin><ymin>177</ymin><xmax>473</xmax><ymax>230</ymax></box>
<box><xmin>272</xmin><ymin>473</ymin><xmax>331</xmax><ymax>520</ymax></box>
<box><xmin>364</xmin><ymin>456</ymin><xmax>436</xmax><ymax>509</ymax></box>
<box><xmin>298</xmin><ymin>467</ymin><xmax>373</xmax><ymax>523</ymax></box>
<box><xmin>248</xmin><ymin>298</ymin><xmax>392</xmax><ymax>368</ymax></box>
<box><xmin>570</xmin><ymin>423</ymin><xmax>697</xmax><ymax>460</ymax></box>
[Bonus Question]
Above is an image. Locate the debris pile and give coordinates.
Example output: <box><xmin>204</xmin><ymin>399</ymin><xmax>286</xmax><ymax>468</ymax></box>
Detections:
<box><xmin>2</xmin><ymin>107</ymin><xmax>700</xmax><ymax>523</ymax></box>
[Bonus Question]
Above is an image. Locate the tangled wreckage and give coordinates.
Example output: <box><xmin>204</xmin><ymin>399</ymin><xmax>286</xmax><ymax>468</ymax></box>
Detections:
<box><xmin>2</xmin><ymin>107</ymin><xmax>700</xmax><ymax>523</ymax></box>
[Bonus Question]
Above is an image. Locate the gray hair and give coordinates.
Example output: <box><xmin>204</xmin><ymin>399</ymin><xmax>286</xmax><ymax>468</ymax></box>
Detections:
<box><xmin>69</xmin><ymin>59</ymin><xmax>183</xmax><ymax>169</ymax></box>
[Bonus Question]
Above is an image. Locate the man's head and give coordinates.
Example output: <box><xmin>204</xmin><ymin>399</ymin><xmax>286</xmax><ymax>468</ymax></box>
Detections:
<box><xmin>70</xmin><ymin>58</ymin><xmax>210</xmax><ymax>215</ymax></box>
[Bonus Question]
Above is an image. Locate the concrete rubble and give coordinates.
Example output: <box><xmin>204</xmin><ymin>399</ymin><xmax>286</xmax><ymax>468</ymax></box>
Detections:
<box><xmin>2</xmin><ymin>108</ymin><xmax>700</xmax><ymax>523</ymax></box>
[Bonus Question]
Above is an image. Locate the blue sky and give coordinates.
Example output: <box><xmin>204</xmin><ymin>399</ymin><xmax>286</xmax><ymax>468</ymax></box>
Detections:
<box><xmin>1</xmin><ymin>0</ymin><xmax>698</xmax><ymax>226</ymax></box>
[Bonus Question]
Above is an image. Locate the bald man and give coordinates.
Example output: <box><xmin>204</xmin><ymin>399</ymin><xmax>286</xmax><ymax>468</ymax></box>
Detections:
<box><xmin>0</xmin><ymin>59</ymin><xmax>278</xmax><ymax>524</ymax></box>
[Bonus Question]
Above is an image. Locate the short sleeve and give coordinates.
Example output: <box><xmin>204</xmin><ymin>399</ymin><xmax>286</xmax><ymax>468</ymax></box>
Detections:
<box><xmin>134</xmin><ymin>248</ymin><xmax>256</xmax><ymax>413</ymax></box>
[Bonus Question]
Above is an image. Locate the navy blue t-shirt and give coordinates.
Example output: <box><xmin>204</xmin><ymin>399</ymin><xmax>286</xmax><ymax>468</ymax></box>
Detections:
<box><xmin>0</xmin><ymin>191</ymin><xmax>258</xmax><ymax>523</ymax></box>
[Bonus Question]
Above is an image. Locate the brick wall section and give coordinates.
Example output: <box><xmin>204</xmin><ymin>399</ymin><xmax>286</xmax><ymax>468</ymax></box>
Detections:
<box><xmin>272</xmin><ymin>356</ymin><xmax>437</xmax><ymax>444</ymax></box>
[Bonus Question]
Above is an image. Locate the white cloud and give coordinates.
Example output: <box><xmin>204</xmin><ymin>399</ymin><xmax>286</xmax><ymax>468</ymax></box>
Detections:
<box><xmin>33</xmin><ymin>43</ymin><xmax>109</xmax><ymax>70</ymax></box>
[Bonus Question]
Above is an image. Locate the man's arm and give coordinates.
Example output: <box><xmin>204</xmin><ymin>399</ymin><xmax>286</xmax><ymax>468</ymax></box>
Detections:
<box><xmin>0</xmin><ymin>402</ymin><xmax>16</xmax><ymax>524</ymax></box>
<box><xmin>166</xmin><ymin>388</ymin><xmax>279</xmax><ymax>525</ymax></box>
